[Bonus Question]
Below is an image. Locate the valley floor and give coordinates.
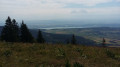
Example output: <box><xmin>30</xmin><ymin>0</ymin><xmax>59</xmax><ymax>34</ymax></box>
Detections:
<box><xmin>0</xmin><ymin>42</ymin><xmax>120</xmax><ymax>67</ymax></box>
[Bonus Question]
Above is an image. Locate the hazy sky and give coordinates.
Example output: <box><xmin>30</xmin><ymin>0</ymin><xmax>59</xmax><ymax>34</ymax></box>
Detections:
<box><xmin>0</xmin><ymin>0</ymin><xmax>120</xmax><ymax>22</ymax></box>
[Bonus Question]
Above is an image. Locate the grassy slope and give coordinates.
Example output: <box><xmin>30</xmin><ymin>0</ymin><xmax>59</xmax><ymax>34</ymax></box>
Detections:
<box><xmin>0</xmin><ymin>42</ymin><xmax>120</xmax><ymax>67</ymax></box>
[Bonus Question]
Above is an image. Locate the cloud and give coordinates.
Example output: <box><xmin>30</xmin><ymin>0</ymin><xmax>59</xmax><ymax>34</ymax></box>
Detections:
<box><xmin>116</xmin><ymin>0</ymin><xmax>120</xmax><ymax>2</ymax></box>
<box><xmin>0</xmin><ymin>0</ymin><xmax>116</xmax><ymax>8</ymax></box>
<box><xmin>55</xmin><ymin>0</ymin><xmax>113</xmax><ymax>6</ymax></box>
<box><xmin>0</xmin><ymin>0</ymin><xmax>120</xmax><ymax>20</ymax></box>
<box><xmin>71</xmin><ymin>9</ymin><xmax>88</xmax><ymax>14</ymax></box>
<box><xmin>1</xmin><ymin>7</ymin><xmax>119</xmax><ymax>17</ymax></box>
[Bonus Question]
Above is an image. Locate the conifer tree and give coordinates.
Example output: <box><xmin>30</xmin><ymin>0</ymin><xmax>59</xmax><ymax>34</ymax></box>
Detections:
<box><xmin>37</xmin><ymin>30</ymin><xmax>45</xmax><ymax>43</ymax></box>
<box><xmin>11</xmin><ymin>19</ymin><xmax>20</xmax><ymax>42</ymax></box>
<box><xmin>102</xmin><ymin>38</ymin><xmax>106</xmax><ymax>47</ymax></box>
<box><xmin>1</xmin><ymin>16</ymin><xmax>19</xmax><ymax>42</ymax></box>
<box><xmin>71</xmin><ymin>34</ymin><xmax>76</xmax><ymax>44</ymax></box>
<box><xmin>20</xmin><ymin>21</ymin><xmax>34</xmax><ymax>43</ymax></box>
<box><xmin>66</xmin><ymin>39</ymin><xmax>70</xmax><ymax>44</ymax></box>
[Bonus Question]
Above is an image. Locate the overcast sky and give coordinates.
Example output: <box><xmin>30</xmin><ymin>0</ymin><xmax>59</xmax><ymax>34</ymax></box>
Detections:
<box><xmin>0</xmin><ymin>0</ymin><xmax>120</xmax><ymax>22</ymax></box>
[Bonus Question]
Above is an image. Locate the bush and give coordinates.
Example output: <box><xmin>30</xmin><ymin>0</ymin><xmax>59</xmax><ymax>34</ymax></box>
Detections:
<box><xmin>106</xmin><ymin>49</ymin><xmax>115</xmax><ymax>59</ymax></box>
<box><xmin>56</xmin><ymin>48</ymin><xmax>65</xmax><ymax>58</ymax></box>
<box><xmin>3</xmin><ymin>50</ymin><xmax>12</xmax><ymax>57</ymax></box>
<box><xmin>75</xmin><ymin>48</ymin><xmax>83</xmax><ymax>55</ymax></box>
<box><xmin>106</xmin><ymin>49</ymin><xmax>120</xmax><ymax>60</ymax></box>
<box><xmin>0</xmin><ymin>64</ymin><xmax>2</xmax><ymax>67</ymax></box>
<box><xmin>115</xmin><ymin>55</ymin><xmax>120</xmax><ymax>60</ymax></box>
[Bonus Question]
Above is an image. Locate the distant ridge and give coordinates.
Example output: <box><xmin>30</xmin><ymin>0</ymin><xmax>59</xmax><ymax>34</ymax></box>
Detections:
<box><xmin>0</xmin><ymin>26</ymin><xmax>97</xmax><ymax>45</ymax></box>
<box><xmin>30</xmin><ymin>29</ymin><xmax>97</xmax><ymax>45</ymax></box>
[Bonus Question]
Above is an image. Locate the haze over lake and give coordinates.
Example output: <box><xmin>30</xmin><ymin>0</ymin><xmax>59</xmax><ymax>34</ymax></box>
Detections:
<box><xmin>1</xmin><ymin>20</ymin><xmax>120</xmax><ymax>29</ymax></box>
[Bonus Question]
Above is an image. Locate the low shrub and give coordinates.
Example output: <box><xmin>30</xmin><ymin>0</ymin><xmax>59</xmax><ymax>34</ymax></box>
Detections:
<box><xmin>2</xmin><ymin>50</ymin><xmax>12</xmax><ymax>57</ymax></box>
<box><xmin>56</xmin><ymin>48</ymin><xmax>66</xmax><ymax>58</ymax></box>
<box><xmin>106</xmin><ymin>49</ymin><xmax>120</xmax><ymax>60</ymax></box>
<box><xmin>73</xmin><ymin>62</ymin><xmax>84</xmax><ymax>67</ymax></box>
<box><xmin>65</xmin><ymin>60</ymin><xmax>71</xmax><ymax>67</ymax></box>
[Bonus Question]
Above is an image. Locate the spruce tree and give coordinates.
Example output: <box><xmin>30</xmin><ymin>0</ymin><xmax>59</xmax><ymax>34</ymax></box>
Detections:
<box><xmin>37</xmin><ymin>30</ymin><xmax>45</xmax><ymax>43</ymax></box>
<box><xmin>71</xmin><ymin>34</ymin><xmax>76</xmax><ymax>44</ymax></box>
<box><xmin>1</xmin><ymin>16</ymin><xmax>19</xmax><ymax>42</ymax></box>
<box><xmin>66</xmin><ymin>39</ymin><xmax>70</xmax><ymax>44</ymax></box>
<box><xmin>102</xmin><ymin>38</ymin><xmax>106</xmax><ymax>47</ymax></box>
<box><xmin>20</xmin><ymin>21</ymin><xmax>34</xmax><ymax>43</ymax></box>
<box><xmin>11</xmin><ymin>19</ymin><xmax>19</xmax><ymax>42</ymax></box>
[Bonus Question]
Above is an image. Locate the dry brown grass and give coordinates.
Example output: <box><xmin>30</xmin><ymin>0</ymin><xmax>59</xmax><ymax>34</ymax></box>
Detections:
<box><xmin>0</xmin><ymin>42</ymin><xmax>120</xmax><ymax>67</ymax></box>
